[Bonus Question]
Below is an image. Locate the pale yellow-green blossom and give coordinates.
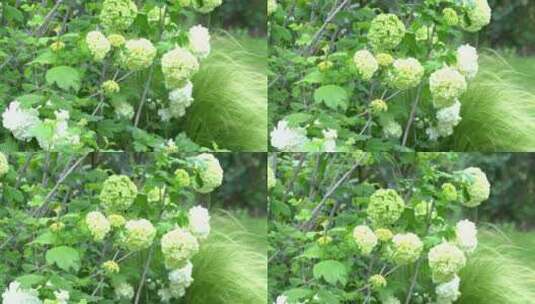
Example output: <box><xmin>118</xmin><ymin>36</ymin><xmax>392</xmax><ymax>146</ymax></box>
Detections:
<box><xmin>86</xmin><ymin>31</ymin><xmax>110</xmax><ymax>61</ymax></box>
<box><xmin>353</xmin><ymin>225</ymin><xmax>378</xmax><ymax>255</ymax></box>
<box><xmin>123</xmin><ymin>219</ymin><xmax>156</xmax><ymax>251</ymax></box>
<box><xmin>161</xmin><ymin>228</ymin><xmax>199</xmax><ymax>269</ymax></box>
<box><xmin>367</xmin><ymin>189</ymin><xmax>405</xmax><ymax>226</ymax></box>
<box><xmin>161</xmin><ymin>47</ymin><xmax>199</xmax><ymax>89</ymax></box>
<box><xmin>86</xmin><ymin>211</ymin><xmax>111</xmax><ymax>241</ymax></box>
<box><xmin>368</xmin><ymin>14</ymin><xmax>406</xmax><ymax>50</ymax></box>
<box><xmin>122</xmin><ymin>38</ymin><xmax>157</xmax><ymax>71</ymax></box>
<box><xmin>100</xmin><ymin>175</ymin><xmax>138</xmax><ymax>211</ymax></box>
<box><xmin>429</xmin><ymin>67</ymin><xmax>467</xmax><ymax>108</ymax></box>
<box><xmin>353</xmin><ymin>49</ymin><xmax>378</xmax><ymax>80</ymax></box>
<box><xmin>390</xmin><ymin>58</ymin><xmax>424</xmax><ymax>90</ymax></box>
<box><xmin>192</xmin><ymin>153</ymin><xmax>223</xmax><ymax>193</ymax></box>
<box><xmin>391</xmin><ymin>233</ymin><xmax>423</xmax><ymax>265</ymax></box>
<box><xmin>100</xmin><ymin>0</ymin><xmax>138</xmax><ymax>31</ymax></box>
<box><xmin>428</xmin><ymin>242</ymin><xmax>466</xmax><ymax>283</ymax></box>
<box><xmin>462</xmin><ymin>167</ymin><xmax>490</xmax><ymax>207</ymax></box>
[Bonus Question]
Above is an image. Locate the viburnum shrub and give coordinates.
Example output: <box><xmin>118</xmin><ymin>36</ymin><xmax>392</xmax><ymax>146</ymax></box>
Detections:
<box><xmin>0</xmin><ymin>151</ymin><xmax>226</xmax><ymax>303</ymax></box>
<box><xmin>269</xmin><ymin>152</ymin><xmax>492</xmax><ymax>304</ymax></box>
<box><xmin>269</xmin><ymin>0</ymin><xmax>491</xmax><ymax>151</ymax></box>
<box><xmin>0</xmin><ymin>0</ymin><xmax>242</xmax><ymax>152</ymax></box>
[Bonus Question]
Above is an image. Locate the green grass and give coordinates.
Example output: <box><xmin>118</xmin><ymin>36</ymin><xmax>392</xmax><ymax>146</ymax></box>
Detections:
<box><xmin>185</xmin><ymin>212</ymin><xmax>267</xmax><ymax>304</ymax></box>
<box><xmin>185</xmin><ymin>34</ymin><xmax>267</xmax><ymax>151</ymax></box>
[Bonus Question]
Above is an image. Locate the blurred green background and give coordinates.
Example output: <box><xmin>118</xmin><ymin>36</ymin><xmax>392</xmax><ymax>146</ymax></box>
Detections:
<box><xmin>212</xmin><ymin>0</ymin><xmax>266</xmax><ymax>36</ymax></box>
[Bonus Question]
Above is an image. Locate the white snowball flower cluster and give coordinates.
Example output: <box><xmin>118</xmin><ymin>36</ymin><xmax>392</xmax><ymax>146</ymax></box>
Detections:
<box><xmin>322</xmin><ymin>129</ymin><xmax>337</xmax><ymax>152</ymax></box>
<box><xmin>161</xmin><ymin>47</ymin><xmax>200</xmax><ymax>89</ymax></box>
<box><xmin>455</xmin><ymin>219</ymin><xmax>478</xmax><ymax>253</ymax></box>
<box><xmin>188</xmin><ymin>25</ymin><xmax>211</xmax><ymax>59</ymax></box>
<box><xmin>426</xmin><ymin>100</ymin><xmax>462</xmax><ymax>140</ymax></box>
<box><xmin>188</xmin><ymin>205</ymin><xmax>211</xmax><ymax>240</ymax></box>
<box><xmin>52</xmin><ymin>290</ymin><xmax>69</xmax><ymax>304</ymax></box>
<box><xmin>2</xmin><ymin>101</ymin><xmax>40</xmax><ymax>141</ymax></box>
<box><xmin>1</xmin><ymin>281</ymin><xmax>41</xmax><ymax>304</ymax></box>
<box><xmin>429</xmin><ymin>67</ymin><xmax>467</xmax><ymax>109</ymax></box>
<box><xmin>114</xmin><ymin>101</ymin><xmax>135</xmax><ymax>120</ymax></box>
<box><xmin>389</xmin><ymin>58</ymin><xmax>424</xmax><ymax>90</ymax></box>
<box><xmin>122</xmin><ymin>38</ymin><xmax>157</xmax><ymax>71</ymax></box>
<box><xmin>114</xmin><ymin>282</ymin><xmax>134</xmax><ymax>300</ymax></box>
<box><xmin>36</xmin><ymin>110</ymin><xmax>80</xmax><ymax>151</ymax></box>
<box><xmin>353</xmin><ymin>50</ymin><xmax>378</xmax><ymax>81</ymax></box>
<box><xmin>270</xmin><ymin>120</ymin><xmax>309</xmax><ymax>151</ymax></box>
<box><xmin>158</xmin><ymin>81</ymin><xmax>194</xmax><ymax>121</ymax></box>
<box><xmin>461</xmin><ymin>167</ymin><xmax>490</xmax><ymax>207</ymax></box>
<box><xmin>275</xmin><ymin>295</ymin><xmax>288</xmax><ymax>304</ymax></box>
<box><xmin>161</xmin><ymin>228</ymin><xmax>199</xmax><ymax>269</ymax></box>
<box><xmin>456</xmin><ymin>44</ymin><xmax>479</xmax><ymax>80</ymax></box>
<box><xmin>86</xmin><ymin>211</ymin><xmax>111</xmax><ymax>241</ymax></box>
<box><xmin>123</xmin><ymin>219</ymin><xmax>157</xmax><ymax>251</ymax></box>
<box><xmin>391</xmin><ymin>233</ymin><xmax>423</xmax><ymax>265</ymax></box>
<box><xmin>383</xmin><ymin>120</ymin><xmax>402</xmax><ymax>139</ymax></box>
<box><xmin>435</xmin><ymin>275</ymin><xmax>461</xmax><ymax>304</ymax></box>
<box><xmin>268</xmin><ymin>0</ymin><xmax>278</xmax><ymax>16</ymax></box>
<box><xmin>86</xmin><ymin>31</ymin><xmax>111</xmax><ymax>61</ymax></box>
<box><xmin>167</xmin><ymin>261</ymin><xmax>194</xmax><ymax>299</ymax></box>
<box><xmin>353</xmin><ymin>225</ymin><xmax>378</xmax><ymax>255</ymax></box>
<box><xmin>461</xmin><ymin>0</ymin><xmax>491</xmax><ymax>32</ymax></box>
<box><xmin>428</xmin><ymin>242</ymin><xmax>466</xmax><ymax>283</ymax></box>
<box><xmin>193</xmin><ymin>153</ymin><xmax>224</xmax><ymax>193</ymax></box>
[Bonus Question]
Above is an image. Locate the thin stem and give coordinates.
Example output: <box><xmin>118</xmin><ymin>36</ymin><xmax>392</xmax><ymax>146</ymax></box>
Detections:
<box><xmin>401</xmin><ymin>84</ymin><xmax>423</xmax><ymax>147</ymax></box>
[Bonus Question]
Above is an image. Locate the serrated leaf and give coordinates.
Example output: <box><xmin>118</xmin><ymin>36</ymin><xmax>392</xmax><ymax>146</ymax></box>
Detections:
<box><xmin>314</xmin><ymin>85</ymin><xmax>348</xmax><ymax>111</ymax></box>
<box><xmin>46</xmin><ymin>66</ymin><xmax>81</xmax><ymax>92</ymax></box>
<box><xmin>46</xmin><ymin>246</ymin><xmax>81</xmax><ymax>272</ymax></box>
<box><xmin>16</xmin><ymin>274</ymin><xmax>46</xmax><ymax>288</ymax></box>
<box><xmin>313</xmin><ymin>260</ymin><xmax>348</xmax><ymax>286</ymax></box>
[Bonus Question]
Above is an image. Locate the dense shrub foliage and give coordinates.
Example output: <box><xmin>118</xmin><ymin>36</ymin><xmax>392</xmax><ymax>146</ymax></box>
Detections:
<box><xmin>269</xmin><ymin>152</ymin><xmax>498</xmax><ymax>303</ymax></box>
<box><xmin>0</xmin><ymin>152</ymin><xmax>266</xmax><ymax>303</ymax></box>
<box><xmin>0</xmin><ymin>0</ymin><xmax>267</xmax><ymax>152</ymax></box>
<box><xmin>269</xmin><ymin>0</ymin><xmax>492</xmax><ymax>152</ymax></box>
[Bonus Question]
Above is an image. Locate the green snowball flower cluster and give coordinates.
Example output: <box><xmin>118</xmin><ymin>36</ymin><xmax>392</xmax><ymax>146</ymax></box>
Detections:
<box><xmin>376</xmin><ymin>53</ymin><xmax>394</xmax><ymax>67</ymax></box>
<box><xmin>370</xmin><ymin>99</ymin><xmax>388</xmax><ymax>114</ymax></box>
<box><xmin>367</xmin><ymin>189</ymin><xmax>405</xmax><ymax>226</ymax></box>
<box><xmin>391</xmin><ymin>233</ymin><xmax>423</xmax><ymax>265</ymax></box>
<box><xmin>161</xmin><ymin>47</ymin><xmax>200</xmax><ymax>89</ymax></box>
<box><xmin>368</xmin><ymin>14</ymin><xmax>406</xmax><ymax>50</ymax></box>
<box><xmin>147</xmin><ymin>6</ymin><xmax>169</xmax><ymax>25</ymax></box>
<box><xmin>441</xmin><ymin>183</ymin><xmax>457</xmax><ymax>201</ymax></box>
<box><xmin>414</xmin><ymin>200</ymin><xmax>437</xmax><ymax>219</ymax></box>
<box><xmin>107</xmin><ymin>214</ymin><xmax>126</xmax><ymax>228</ymax></box>
<box><xmin>86</xmin><ymin>31</ymin><xmax>111</xmax><ymax>61</ymax></box>
<box><xmin>374</xmin><ymin>228</ymin><xmax>393</xmax><ymax>242</ymax></box>
<box><xmin>353</xmin><ymin>225</ymin><xmax>378</xmax><ymax>255</ymax></box>
<box><xmin>161</xmin><ymin>228</ymin><xmax>199</xmax><ymax>269</ymax></box>
<box><xmin>0</xmin><ymin>152</ymin><xmax>8</xmax><ymax>177</ymax></box>
<box><xmin>443</xmin><ymin>8</ymin><xmax>459</xmax><ymax>26</ymax></box>
<box><xmin>390</xmin><ymin>58</ymin><xmax>424</xmax><ymax>90</ymax></box>
<box><xmin>353</xmin><ymin>50</ymin><xmax>378</xmax><ymax>80</ymax></box>
<box><xmin>102</xmin><ymin>80</ymin><xmax>120</xmax><ymax>95</ymax></box>
<box><xmin>461</xmin><ymin>0</ymin><xmax>491</xmax><ymax>32</ymax></box>
<box><xmin>192</xmin><ymin>153</ymin><xmax>224</xmax><ymax>193</ymax></box>
<box><xmin>461</xmin><ymin>167</ymin><xmax>490</xmax><ymax>207</ymax></box>
<box><xmin>99</xmin><ymin>0</ymin><xmax>138</xmax><ymax>31</ymax></box>
<box><xmin>86</xmin><ymin>211</ymin><xmax>111</xmax><ymax>241</ymax></box>
<box><xmin>99</xmin><ymin>175</ymin><xmax>138</xmax><ymax>211</ymax></box>
<box><xmin>428</xmin><ymin>242</ymin><xmax>466</xmax><ymax>283</ymax></box>
<box><xmin>429</xmin><ymin>67</ymin><xmax>467</xmax><ymax>108</ymax></box>
<box><xmin>107</xmin><ymin>34</ymin><xmax>125</xmax><ymax>47</ymax></box>
<box><xmin>174</xmin><ymin>168</ymin><xmax>191</xmax><ymax>188</ymax></box>
<box><xmin>102</xmin><ymin>260</ymin><xmax>120</xmax><ymax>274</ymax></box>
<box><xmin>122</xmin><ymin>38</ymin><xmax>157</xmax><ymax>71</ymax></box>
<box><xmin>368</xmin><ymin>274</ymin><xmax>387</xmax><ymax>290</ymax></box>
<box><xmin>123</xmin><ymin>219</ymin><xmax>156</xmax><ymax>251</ymax></box>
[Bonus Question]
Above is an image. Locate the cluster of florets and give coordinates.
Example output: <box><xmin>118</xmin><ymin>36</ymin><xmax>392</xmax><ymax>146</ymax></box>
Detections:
<box><xmin>161</xmin><ymin>228</ymin><xmax>200</xmax><ymax>269</ymax></box>
<box><xmin>158</xmin><ymin>81</ymin><xmax>194</xmax><ymax>121</ymax></box>
<box><xmin>413</xmin><ymin>200</ymin><xmax>437</xmax><ymax>219</ymax></box>
<box><xmin>370</xmin><ymin>99</ymin><xmax>388</xmax><ymax>114</ymax></box>
<box><xmin>114</xmin><ymin>101</ymin><xmax>135</xmax><ymax>120</ymax></box>
<box><xmin>147</xmin><ymin>6</ymin><xmax>170</xmax><ymax>25</ymax></box>
<box><xmin>270</xmin><ymin>120</ymin><xmax>309</xmax><ymax>151</ymax></box>
<box><xmin>161</xmin><ymin>47</ymin><xmax>200</xmax><ymax>89</ymax></box>
<box><xmin>86</xmin><ymin>31</ymin><xmax>111</xmax><ymax>61</ymax></box>
<box><xmin>389</xmin><ymin>58</ymin><xmax>424</xmax><ymax>90</ymax></box>
<box><xmin>1</xmin><ymin>282</ymin><xmax>41</xmax><ymax>304</ymax></box>
<box><xmin>36</xmin><ymin>110</ymin><xmax>80</xmax><ymax>151</ymax></box>
<box><xmin>461</xmin><ymin>167</ymin><xmax>490</xmax><ymax>207</ymax></box>
<box><xmin>441</xmin><ymin>183</ymin><xmax>458</xmax><ymax>201</ymax></box>
<box><xmin>376</xmin><ymin>53</ymin><xmax>394</xmax><ymax>67</ymax></box>
<box><xmin>426</xmin><ymin>100</ymin><xmax>462</xmax><ymax>140</ymax></box>
<box><xmin>353</xmin><ymin>225</ymin><xmax>378</xmax><ymax>255</ymax></box>
<box><xmin>443</xmin><ymin>8</ymin><xmax>459</xmax><ymax>26</ymax></box>
<box><xmin>0</xmin><ymin>152</ymin><xmax>8</xmax><ymax>177</ymax></box>
<box><xmin>428</xmin><ymin>242</ymin><xmax>467</xmax><ymax>283</ymax></box>
<box><xmin>107</xmin><ymin>34</ymin><xmax>125</xmax><ymax>47</ymax></box>
<box><xmin>99</xmin><ymin>175</ymin><xmax>138</xmax><ymax>211</ymax></box>
<box><xmin>167</xmin><ymin>261</ymin><xmax>194</xmax><ymax>299</ymax></box>
<box><xmin>43</xmin><ymin>289</ymin><xmax>69</xmax><ymax>304</ymax></box>
<box><xmin>391</xmin><ymin>233</ymin><xmax>423</xmax><ymax>265</ymax></box>
<box><xmin>100</xmin><ymin>0</ymin><xmax>138</xmax><ymax>31</ymax></box>
<box><xmin>122</xmin><ymin>38</ymin><xmax>157</xmax><ymax>71</ymax></box>
<box><xmin>102</xmin><ymin>260</ymin><xmax>120</xmax><ymax>274</ymax></box>
<box><xmin>382</xmin><ymin>120</ymin><xmax>402</xmax><ymax>139</ymax></box>
<box><xmin>368</xmin><ymin>274</ymin><xmax>387</xmax><ymax>290</ymax></box>
<box><xmin>429</xmin><ymin>67</ymin><xmax>467</xmax><ymax>108</ymax></box>
<box><xmin>188</xmin><ymin>25</ymin><xmax>211</xmax><ymax>59</ymax></box>
<box><xmin>368</xmin><ymin>14</ymin><xmax>406</xmax><ymax>50</ymax></box>
<box><xmin>174</xmin><ymin>169</ymin><xmax>191</xmax><ymax>188</ymax></box>
<box><xmin>192</xmin><ymin>153</ymin><xmax>224</xmax><ymax>193</ymax></box>
<box><xmin>322</xmin><ymin>129</ymin><xmax>337</xmax><ymax>152</ymax></box>
<box><xmin>123</xmin><ymin>219</ymin><xmax>156</xmax><ymax>250</ymax></box>
<box><xmin>374</xmin><ymin>228</ymin><xmax>393</xmax><ymax>242</ymax></box>
<box><xmin>50</xmin><ymin>41</ymin><xmax>65</xmax><ymax>52</ymax></box>
<box><xmin>353</xmin><ymin>50</ymin><xmax>378</xmax><ymax>80</ymax></box>
<box><xmin>86</xmin><ymin>211</ymin><xmax>111</xmax><ymax>241</ymax></box>
<box><xmin>2</xmin><ymin>101</ymin><xmax>40</xmax><ymax>141</ymax></box>
<box><xmin>455</xmin><ymin>219</ymin><xmax>478</xmax><ymax>253</ymax></box>
<box><xmin>367</xmin><ymin>189</ymin><xmax>405</xmax><ymax>226</ymax></box>
<box><xmin>102</xmin><ymin>80</ymin><xmax>120</xmax><ymax>95</ymax></box>
<box><xmin>456</xmin><ymin>44</ymin><xmax>479</xmax><ymax>80</ymax></box>
<box><xmin>188</xmin><ymin>206</ymin><xmax>211</xmax><ymax>240</ymax></box>
<box><xmin>461</xmin><ymin>0</ymin><xmax>491</xmax><ymax>32</ymax></box>
<box><xmin>114</xmin><ymin>282</ymin><xmax>134</xmax><ymax>300</ymax></box>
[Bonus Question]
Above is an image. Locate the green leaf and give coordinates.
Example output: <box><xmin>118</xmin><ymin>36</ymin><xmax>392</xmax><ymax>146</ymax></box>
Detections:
<box><xmin>285</xmin><ymin>113</ymin><xmax>313</xmax><ymax>127</ymax></box>
<box><xmin>46</xmin><ymin>66</ymin><xmax>81</xmax><ymax>92</ymax></box>
<box><xmin>314</xmin><ymin>85</ymin><xmax>348</xmax><ymax>111</ymax></box>
<box><xmin>16</xmin><ymin>274</ymin><xmax>46</xmax><ymax>288</ymax></box>
<box><xmin>46</xmin><ymin>246</ymin><xmax>81</xmax><ymax>272</ymax></box>
<box><xmin>313</xmin><ymin>260</ymin><xmax>348</xmax><ymax>286</ymax></box>
<box><xmin>284</xmin><ymin>288</ymin><xmax>314</xmax><ymax>302</ymax></box>
<box><xmin>32</xmin><ymin>231</ymin><xmax>57</xmax><ymax>245</ymax></box>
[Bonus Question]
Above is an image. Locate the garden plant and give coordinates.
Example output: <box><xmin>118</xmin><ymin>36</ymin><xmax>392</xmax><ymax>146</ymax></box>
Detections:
<box><xmin>268</xmin><ymin>0</ymin><xmax>535</xmax><ymax>151</ymax></box>
<box><xmin>0</xmin><ymin>152</ymin><xmax>267</xmax><ymax>303</ymax></box>
<box><xmin>268</xmin><ymin>152</ymin><xmax>535</xmax><ymax>304</ymax></box>
<box><xmin>0</xmin><ymin>0</ymin><xmax>267</xmax><ymax>152</ymax></box>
